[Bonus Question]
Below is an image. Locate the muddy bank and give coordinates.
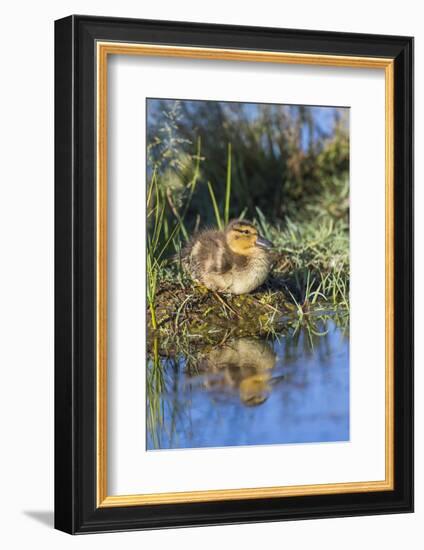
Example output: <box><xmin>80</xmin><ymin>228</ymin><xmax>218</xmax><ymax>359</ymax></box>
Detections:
<box><xmin>146</xmin><ymin>270</ymin><xmax>350</xmax><ymax>355</ymax></box>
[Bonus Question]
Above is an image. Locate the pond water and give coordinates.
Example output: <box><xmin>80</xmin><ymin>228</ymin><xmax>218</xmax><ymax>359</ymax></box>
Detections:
<box><xmin>146</xmin><ymin>316</ymin><xmax>349</xmax><ymax>450</ymax></box>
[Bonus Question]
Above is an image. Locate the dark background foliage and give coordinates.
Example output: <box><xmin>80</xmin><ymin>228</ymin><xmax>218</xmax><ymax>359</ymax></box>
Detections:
<box><xmin>147</xmin><ymin>99</ymin><xmax>349</xmax><ymax>230</ymax></box>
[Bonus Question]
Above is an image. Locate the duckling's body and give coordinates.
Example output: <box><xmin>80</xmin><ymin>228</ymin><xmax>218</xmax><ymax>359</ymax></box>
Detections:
<box><xmin>182</xmin><ymin>220</ymin><xmax>274</xmax><ymax>295</ymax></box>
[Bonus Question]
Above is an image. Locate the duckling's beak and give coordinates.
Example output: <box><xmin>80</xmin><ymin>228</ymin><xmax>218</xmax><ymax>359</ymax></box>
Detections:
<box><xmin>256</xmin><ymin>236</ymin><xmax>274</xmax><ymax>250</ymax></box>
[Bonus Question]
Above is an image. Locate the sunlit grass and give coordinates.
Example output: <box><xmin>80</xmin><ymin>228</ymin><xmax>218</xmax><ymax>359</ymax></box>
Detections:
<box><xmin>147</xmin><ymin>140</ymin><xmax>349</xmax><ymax>343</ymax></box>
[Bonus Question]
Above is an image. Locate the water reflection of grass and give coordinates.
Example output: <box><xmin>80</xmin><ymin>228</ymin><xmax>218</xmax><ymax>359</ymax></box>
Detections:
<box><xmin>147</xmin><ymin>339</ymin><xmax>197</xmax><ymax>449</ymax></box>
<box><xmin>146</xmin><ymin>339</ymin><xmax>164</xmax><ymax>449</ymax></box>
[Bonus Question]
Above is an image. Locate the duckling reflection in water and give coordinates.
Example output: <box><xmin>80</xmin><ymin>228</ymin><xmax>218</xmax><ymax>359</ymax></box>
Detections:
<box><xmin>193</xmin><ymin>338</ymin><xmax>278</xmax><ymax>407</ymax></box>
<box><xmin>182</xmin><ymin>220</ymin><xmax>274</xmax><ymax>295</ymax></box>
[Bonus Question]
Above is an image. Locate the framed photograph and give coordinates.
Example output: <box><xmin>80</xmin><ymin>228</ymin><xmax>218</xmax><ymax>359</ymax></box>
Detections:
<box><xmin>54</xmin><ymin>15</ymin><xmax>413</xmax><ymax>534</ymax></box>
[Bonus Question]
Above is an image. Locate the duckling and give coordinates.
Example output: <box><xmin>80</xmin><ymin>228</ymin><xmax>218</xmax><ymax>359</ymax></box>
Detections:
<box><xmin>182</xmin><ymin>220</ymin><xmax>274</xmax><ymax>295</ymax></box>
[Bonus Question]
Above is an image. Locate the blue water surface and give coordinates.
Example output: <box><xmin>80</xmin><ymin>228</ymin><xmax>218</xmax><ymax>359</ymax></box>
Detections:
<box><xmin>147</xmin><ymin>318</ymin><xmax>349</xmax><ymax>450</ymax></box>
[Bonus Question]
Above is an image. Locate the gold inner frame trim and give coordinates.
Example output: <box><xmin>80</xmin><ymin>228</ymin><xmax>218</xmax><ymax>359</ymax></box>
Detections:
<box><xmin>96</xmin><ymin>41</ymin><xmax>395</xmax><ymax>508</ymax></box>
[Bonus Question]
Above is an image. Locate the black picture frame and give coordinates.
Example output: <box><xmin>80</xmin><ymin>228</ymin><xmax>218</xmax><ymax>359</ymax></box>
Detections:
<box><xmin>55</xmin><ymin>14</ymin><xmax>414</xmax><ymax>534</ymax></box>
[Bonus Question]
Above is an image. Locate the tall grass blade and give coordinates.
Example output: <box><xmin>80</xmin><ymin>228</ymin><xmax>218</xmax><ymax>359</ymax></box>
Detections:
<box><xmin>224</xmin><ymin>142</ymin><xmax>232</xmax><ymax>225</ymax></box>
<box><xmin>207</xmin><ymin>181</ymin><xmax>223</xmax><ymax>229</ymax></box>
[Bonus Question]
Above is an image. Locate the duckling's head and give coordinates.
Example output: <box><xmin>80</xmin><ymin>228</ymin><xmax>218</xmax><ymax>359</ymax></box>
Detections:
<box><xmin>239</xmin><ymin>374</ymin><xmax>271</xmax><ymax>407</ymax></box>
<box><xmin>225</xmin><ymin>220</ymin><xmax>274</xmax><ymax>256</ymax></box>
